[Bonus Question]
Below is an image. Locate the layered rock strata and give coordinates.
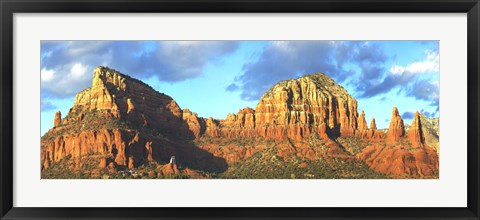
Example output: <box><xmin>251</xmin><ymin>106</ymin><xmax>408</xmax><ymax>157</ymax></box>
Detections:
<box><xmin>41</xmin><ymin>67</ymin><xmax>439</xmax><ymax>178</ymax></box>
<box><xmin>359</xmin><ymin>108</ymin><xmax>438</xmax><ymax>177</ymax></box>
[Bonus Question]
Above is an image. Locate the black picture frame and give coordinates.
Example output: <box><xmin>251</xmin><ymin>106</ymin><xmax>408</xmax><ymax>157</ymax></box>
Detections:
<box><xmin>1</xmin><ymin>0</ymin><xmax>479</xmax><ymax>219</ymax></box>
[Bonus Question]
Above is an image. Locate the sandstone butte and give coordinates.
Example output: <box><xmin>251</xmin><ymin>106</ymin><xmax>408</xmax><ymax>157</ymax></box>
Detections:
<box><xmin>41</xmin><ymin>66</ymin><xmax>439</xmax><ymax>178</ymax></box>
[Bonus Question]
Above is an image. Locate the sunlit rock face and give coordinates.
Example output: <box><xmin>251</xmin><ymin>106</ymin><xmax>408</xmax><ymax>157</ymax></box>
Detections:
<box><xmin>41</xmin><ymin>67</ymin><xmax>439</xmax><ymax>179</ymax></box>
<box><xmin>386</xmin><ymin>107</ymin><xmax>405</xmax><ymax>143</ymax></box>
<box><xmin>72</xmin><ymin>66</ymin><xmax>186</xmax><ymax>136</ymax></box>
<box><xmin>41</xmin><ymin>67</ymin><xmax>227</xmax><ymax>173</ymax></box>
<box><xmin>253</xmin><ymin>73</ymin><xmax>359</xmax><ymax>141</ymax></box>
<box><xmin>359</xmin><ymin>107</ymin><xmax>438</xmax><ymax>177</ymax></box>
<box><xmin>195</xmin><ymin>73</ymin><xmax>360</xmax><ymax>141</ymax></box>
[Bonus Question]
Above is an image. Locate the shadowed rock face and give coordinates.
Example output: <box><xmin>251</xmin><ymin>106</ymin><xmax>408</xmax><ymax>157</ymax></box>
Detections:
<box><xmin>71</xmin><ymin>66</ymin><xmax>187</xmax><ymax>138</ymax></box>
<box><xmin>418</xmin><ymin>113</ymin><xmax>439</xmax><ymax>153</ymax></box>
<box><xmin>359</xmin><ymin>109</ymin><xmax>438</xmax><ymax>177</ymax></box>
<box><xmin>41</xmin><ymin>66</ymin><xmax>227</xmax><ymax>173</ymax></box>
<box><xmin>408</xmin><ymin>111</ymin><xmax>426</xmax><ymax>148</ymax></box>
<box><xmin>370</xmin><ymin>118</ymin><xmax>377</xmax><ymax>130</ymax></box>
<box><xmin>41</xmin><ymin>66</ymin><xmax>439</xmax><ymax>178</ymax></box>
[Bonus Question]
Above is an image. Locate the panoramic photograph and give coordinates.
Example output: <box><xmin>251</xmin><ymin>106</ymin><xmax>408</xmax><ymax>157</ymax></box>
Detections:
<box><xmin>40</xmin><ymin>40</ymin><xmax>440</xmax><ymax>179</ymax></box>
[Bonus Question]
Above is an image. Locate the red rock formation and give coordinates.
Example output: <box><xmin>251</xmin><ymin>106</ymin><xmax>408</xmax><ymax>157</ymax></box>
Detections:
<box><xmin>359</xmin><ymin>111</ymin><xmax>437</xmax><ymax>177</ymax></box>
<box><xmin>43</xmin><ymin>160</ymin><xmax>50</xmax><ymax>170</ymax></box>
<box><xmin>128</xmin><ymin>156</ymin><xmax>135</xmax><ymax>169</ymax></box>
<box><xmin>158</xmin><ymin>163</ymin><xmax>180</xmax><ymax>176</ymax></box>
<box><xmin>126</xmin><ymin>98</ymin><xmax>135</xmax><ymax>114</ymax></box>
<box><xmin>408</xmin><ymin>111</ymin><xmax>425</xmax><ymax>148</ymax></box>
<box><xmin>145</xmin><ymin>141</ymin><xmax>153</xmax><ymax>161</ymax></box>
<box><xmin>370</xmin><ymin>118</ymin><xmax>377</xmax><ymax>130</ymax></box>
<box><xmin>99</xmin><ymin>158</ymin><xmax>107</xmax><ymax>168</ymax></box>
<box><xmin>357</xmin><ymin>110</ymin><xmax>369</xmax><ymax>139</ymax></box>
<box><xmin>148</xmin><ymin>171</ymin><xmax>156</xmax><ymax>178</ymax></box>
<box><xmin>41</xmin><ymin>67</ymin><xmax>438</xmax><ymax>179</ymax></box>
<box><xmin>357</xmin><ymin>110</ymin><xmax>368</xmax><ymax>131</ymax></box>
<box><xmin>183</xmin><ymin>168</ymin><xmax>203</xmax><ymax>178</ymax></box>
<box><xmin>204</xmin><ymin>117</ymin><xmax>221</xmax><ymax>137</ymax></box>
<box><xmin>69</xmin><ymin>66</ymin><xmax>186</xmax><ymax>138</ymax></box>
<box><xmin>178</xmin><ymin>74</ymin><xmax>366</xmax><ymax>142</ymax></box>
<box><xmin>317</xmin><ymin>123</ymin><xmax>329</xmax><ymax>139</ymax></box>
<box><xmin>363</xmin><ymin>118</ymin><xmax>384</xmax><ymax>139</ymax></box>
<box><xmin>359</xmin><ymin>144</ymin><xmax>438</xmax><ymax>177</ymax></box>
<box><xmin>41</xmin><ymin>67</ymin><xmax>227</xmax><ymax>174</ymax></box>
<box><xmin>386</xmin><ymin>107</ymin><xmax>405</xmax><ymax>142</ymax></box>
<box><xmin>182</xmin><ymin>109</ymin><xmax>203</xmax><ymax>139</ymax></box>
<box><xmin>218</xmin><ymin>107</ymin><xmax>256</xmax><ymax>138</ymax></box>
<box><xmin>253</xmin><ymin>73</ymin><xmax>359</xmax><ymax>141</ymax></box>
<box><xmin>54</xmin><ymin>111</ymin><xmax>61</xmax><ymax>127</ymax></box>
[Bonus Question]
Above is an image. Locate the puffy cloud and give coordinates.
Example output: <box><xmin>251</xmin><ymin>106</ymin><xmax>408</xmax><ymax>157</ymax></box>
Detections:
<box><xmin>40</xmin><ymin>68</ymin><xmax>55</xmax><ymax>82</ymax></box>
<box><xmin>359</xmin><ymin>70</ymin><xmax>417</xmax><ymax>98</ymax></box>
<box><xmin>232</xmin><ymin>41</ymin><xmax>388</xmax><ymax>100</ymax></box>
<box><xmin>229</xmin><ymin>41</ymin><xmax>439</xmax><ymax>113</ymax></box>
<box><xmin>70</xmin><ymin>63</ymin><xmax>87</xmax><ymax>79</ymax></box>
<box><xmin>41</xmin><ymin>41</ymin><xmax>239</xmax><ymax>97</ymax></box>
<box><xmin>358</xmin><ymin>50</ymin><xmax>439</xmax><ymax>102</ymax></box>
<box><xmin>390</xmin><ymin>51</ymin><xmax>439</xmax><ymax>75</ymax></box>
<box><xmin>406</xmin><ymin>80</ymin><xmax>439</xmax><ymax>102</ymax></box>
<box><xmin>154</xmin><ymin>41</ymin><xmax>239</xmax><ymax>81</ymax></box>
<box><xmin>41</xmin><ymin>63</ymin><xmax>93</xmax><ymax>97</ymax></box>
<box><xmin>42</xmin><ymin>40</ymin><xmax>440</xmax><ymax>112</ymax></box>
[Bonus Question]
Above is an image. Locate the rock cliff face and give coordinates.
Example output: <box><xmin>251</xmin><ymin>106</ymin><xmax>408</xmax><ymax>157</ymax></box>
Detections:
<box><xmin>253</xmin><ymin>74</ymin><xmax>358</xmax><ymax>140</ymax></box>
<box><xmin>183</xmin><ymin>73</ymin><xmax>361</xmax><ymax>141</ymax></box>
<box><xmin>41</xmin><ymin>67</ymin><xmax>227</xmax><ymax>173</ymax></box>
<box><xmin>420</xmin><ymin>114</ymin><xmax>439</xmax><ymax>153</ymax></box>
<box><xmin>358</xmin><ymin>111</ymin><xmax>368</xmax><ymax>131</ymax></box>
<box><xmin>405</xmin><ymin>113</ymin><xmax>439</xmax><ymax>153</ymax></box>
<box><xmin>54</xmin><ymin>111</ymin><xmax>62</xmax><ymax>127</ymax></box>
<box><xmin>221</xmin><ymin>107</ymin><xmax>257</xmax><ymax>138</ymax></box>
<box><xmin>364</xmin><ymin>118</ymin><xmax>384</xmax><ymax>139</ymax></box>
<box><xmin>386</xmin><ymin>107</ymin><xmax>405</xmax><ymax>142</ymax></box>
<box><xmin>359</xmin><ymin>108</ymin><xmax>438</xmax><ymax>177</ymax></box>
<box><xmin>182</xmin><ymin>109</ymin><xmax>205</xmax><ymax>139</ymax></box>
<box><xmin>41</xmin><ymin>67</ymin><xmax>439</xmax><ymax>179</ymax></box>
<box><xmin>70</xmin><ymin>66</ymin><xmax>186</xmax><ymax>138</ymax></box>
<box><xmin>408</xmin><ymin>111</ymin><xmax>426</xmax><ymax>148</ymax></box>
<box><xmin>359</xmin><ymin>144</ymin><xmax>438</xmax><ymax>177</ymax></box>
<box><xmin>370</xmin><ymin>118</ymin><xmax>377</xmax><ymax>130</ymax></box>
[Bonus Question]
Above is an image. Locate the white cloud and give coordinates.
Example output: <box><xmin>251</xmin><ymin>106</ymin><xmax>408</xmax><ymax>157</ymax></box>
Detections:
<box><xmin>390</xmin><ymin>50</ymin><xmax>439</xmax><ymax>75</ymax></box>
<box><xmin>41</xmin><ymin>68</ymin><xmax>55</xmax><ymax>82</ymax></box>
<box><xmin>70</xmin><ymin>63</ymin><xmax>87</xmax><ymax>79</ymax></box>
<box><xmin>41</xmin><ymin>41</ymin><xmax>239</xmax><ymax>97</ymax></box>
<box><xmin>389</xmin><ymin>65</ymin><xmax>406</xmax><ymax>74</ymax></box>
<box><xmin>271</xmin><ymin>41</ymin><xmax>293</xmax><ymax>52</ymax></box>
<box><xmin>41</xmin><ymin>63</ymin><xmax>92</xmax><ymax>97</ymax></box>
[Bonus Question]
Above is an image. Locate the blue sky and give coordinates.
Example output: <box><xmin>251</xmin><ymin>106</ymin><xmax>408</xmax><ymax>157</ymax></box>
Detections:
<box><xmin>41</xmin><ymin>41</ymin><xmax>439</xmax><ymax>135</ymax></box>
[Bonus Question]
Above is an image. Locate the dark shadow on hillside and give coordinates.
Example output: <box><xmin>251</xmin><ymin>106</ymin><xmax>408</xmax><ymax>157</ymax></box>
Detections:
<box><xmin>122</xmin><ymin>112</ymin><xmax>228</xmax><ymax>173</ymax></box>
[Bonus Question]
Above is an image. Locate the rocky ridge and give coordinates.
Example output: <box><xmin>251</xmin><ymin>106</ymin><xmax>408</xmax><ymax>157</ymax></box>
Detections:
<box><xmin>41</xmin><ymin>66</ymin><xmax>439</xmax><ymax>178</ymax></box>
